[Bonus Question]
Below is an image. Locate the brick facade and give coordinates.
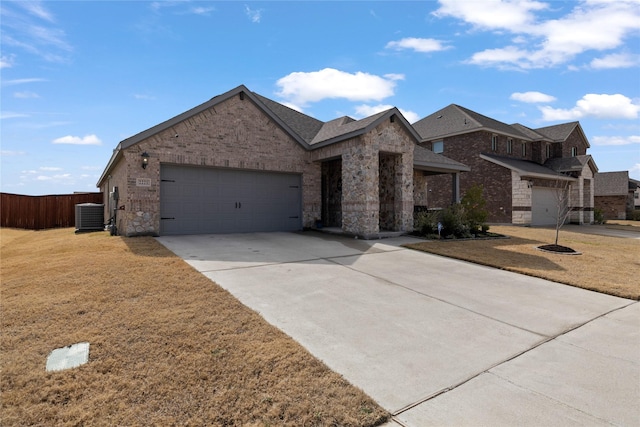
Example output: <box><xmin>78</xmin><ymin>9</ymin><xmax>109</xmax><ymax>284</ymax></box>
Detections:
<box><xmin>102</xmin><ymin>94</ymin><xmax>319</xmax><ymax>236</ymax></box>
<box><xmin>418</xmin><ymin>125</ymin><xmax>594</xmax><ymax>225</ymax></box>
<box><xmin>595</xmin><ymin>195</ymin><xmax>631</xmax><ymax>220</ymax></box>
<box><xmin>421</xmin><ymin>131</ymin><xmax>513</xmax><ymax>222</ymax></box>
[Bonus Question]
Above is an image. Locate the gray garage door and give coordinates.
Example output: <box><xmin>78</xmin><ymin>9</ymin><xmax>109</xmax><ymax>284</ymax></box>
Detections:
<box><xmin>532</xmin><ymin>187</ymin><xmax>566</xmax><ymax>226</ymax></box>
<box><xmin>160</xmin><ymin>165</ymin><xmax>302</xmax><ymax>235</ymax></box>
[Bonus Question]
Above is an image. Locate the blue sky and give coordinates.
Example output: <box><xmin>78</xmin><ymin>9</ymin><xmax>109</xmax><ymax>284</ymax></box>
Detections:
<box><xmin>1</xmin><ymin>0</ymin><xmax>639</xmax><ymax>195</ymax></box>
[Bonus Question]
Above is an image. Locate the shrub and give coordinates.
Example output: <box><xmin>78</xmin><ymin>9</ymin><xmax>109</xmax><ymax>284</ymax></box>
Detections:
<box><xmin>593</xmin><ymin>208</ymin><xmax>606</xmax><ymax>224</ymax></box>
<box><xmin>631</xmin><ymin>210</ymin><xmax>640</xmax><ymax>221</ymax></box>
<box><xmin>440</xmin><ymin>203</ymin><xmax>471</xmax><ymax>239</ymax></box>
<box><xmin>414</xmin><ymin>210</ymin><xmax>440</xmax><ymax>235</ymax></box>
<box><xmin>460</xmin><ymin>184</ymin><xmax>488</xmax><ymax>233</ymax></box>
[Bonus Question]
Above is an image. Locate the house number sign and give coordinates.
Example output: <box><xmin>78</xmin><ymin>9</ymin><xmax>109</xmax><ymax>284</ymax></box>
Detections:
<box><xmin>136</xmin><ymin>178</ymin><xmax>152</xmax><ymax>187</ymax></box>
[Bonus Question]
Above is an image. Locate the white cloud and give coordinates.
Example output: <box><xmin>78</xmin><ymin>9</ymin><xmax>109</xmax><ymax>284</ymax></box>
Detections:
<box><xmin>189</xmin><ymin>6</ymin><xmax>215</xmax><ymax>16</ymax></box>
<box><xmin>18</xmin><ymin>1</ymin><xmax>56</xmax><ymax>23</ymax></box>
<box><xmin>511</xmin><ymin>91</ymin><xmax>556</xmax><ymax>103</ymax></box>
<box><xmin>467</xmin><ymin>46</ymin><xmax>530</xmax><ymax>69</ymax></box>
<box><xmin>2</xmin><ymin>78</ymin><xmax>47</xmax><ymax>86</ymax></box>
<box><xmin>539</xmin><ymin>94</ymin><xmax>640</xmax><ymax>121</ymax></box>
<box><xmin>52</xmin><ymin>134</ymin><xmax>103</xmax><ymax>145</ymax></box>
<box><xmin>14</xmin><ymin>91</ymin><xmax>40</xmax><ymax>99</ymax></box>
<box><xmin>0</xmin><ymin>111</ymin><xmax>29</xmax><ymax>119</ymax></box>
<box><xmin>276</xmin><ymin>68</ymin><xmax>403</xmax><ymax>106</ymax></box>
<box><xmin>433</xmin><ymin>0</ymin><xmax>547</xmax><ymax>30</ymax></box>
<box><xmin>385</xmin><ymin>37</ymin><xmax>450</xmax><ymax>53</ymax></box>
<box><xmin>591</xmin><ymin>135</ymin><xmax>640</xmax><ymax>146</ymax></box>
<box><xmin>40</xmin><ymin>166</ymin><xmax>63</xmax><ymax>171</ymax></box>
<box><xmin>630</xmin><ymin>163</ymin><xmax>640</xmax><ymax>176</ymax></box>
<box><xmin>354</xmin><ymin>104</ymin><xmax>420</xmax><ymax>123</ymax></box>
<box><xmin>245</xmin><ymin>5</ymin><xmax>263</xmax><ymax>23</ymax></box>
<box><xmin>354</xmin><ymin>104</ymin><xmax>393</xmax><ymax>117</ymax></box>
<box><xmin>1</xmin><ymin>150</ymin><xmax>26</xmax><ymax>156</ymax></box>
<box><xmin>0</xmin><ymin>54</ymin><xmax>16</xmax><ymax>68</ymax></box>
<box><xmin>150</xmin><ymin>1</ymin><xmax>214</xmax><ymax>16</ymax></box>
<box><xmin>36</xmin><ymin>173</ymin><xmax>71</xmax><ymax>181</ymax></box>
<box><xmin>435</xmin><ymin>0</ymin><xmax>640</xmax><ymax>70</ymax></box>
<box><xmin>1</xmin><ymin>1</ymin><xmax>72</xmax><ymax>63</ymax></box>
<box><xmin>134</xmin><ymin>93</ymin><xmax>156</xmax><ymax>100</ymax></box>
<box><xmin>590</xmin><ymin>53</ymin><xmax>640</xmax><ymax>69</ymax></box>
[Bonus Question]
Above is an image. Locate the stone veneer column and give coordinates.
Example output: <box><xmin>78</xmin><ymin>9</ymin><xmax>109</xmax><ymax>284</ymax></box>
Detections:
<box><xmin>396</xmin><ymin>152</ymin><xmax>414</xmax><ymax>232</ymax></box>
<box><xmin>341</xmin><ymin>143</ymin><xmax>379</xmax><ymax>237</ymax></box>
<box><xmin>511</xmin><ymin>171</ymin><xmax>532</xmax><ymax>225</ymax></box>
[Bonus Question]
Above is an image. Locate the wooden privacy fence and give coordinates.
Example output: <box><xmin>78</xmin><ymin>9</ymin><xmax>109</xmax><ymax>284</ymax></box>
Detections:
<box><xmin>1</xmin><ymin>192</ymin><xmax>104</xmax><ymax>230</ymax></box>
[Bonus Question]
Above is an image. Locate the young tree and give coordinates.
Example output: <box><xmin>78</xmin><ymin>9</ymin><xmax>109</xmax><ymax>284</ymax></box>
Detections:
<box><xmin>551</xmin><ymin>175</ymin><xmax>574</xmax><ymax>247</ymax></box>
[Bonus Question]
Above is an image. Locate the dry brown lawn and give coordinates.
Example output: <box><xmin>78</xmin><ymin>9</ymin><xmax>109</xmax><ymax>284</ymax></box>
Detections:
<box><xmin>0</xmin><ymin>228</ymin><xmax>387</xmax><ymax>426</ymax></box>
<box><xmin>406</xmin><ymin>224</ymin><xmax>639</xmax><ymax>300</ymax></box>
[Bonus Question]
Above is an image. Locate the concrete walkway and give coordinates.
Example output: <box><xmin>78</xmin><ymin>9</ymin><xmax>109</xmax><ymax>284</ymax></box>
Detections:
<box><xmin>157</xmin><ymin>231</ymin><xmax>639</xmax><ymax>426</ymax></box>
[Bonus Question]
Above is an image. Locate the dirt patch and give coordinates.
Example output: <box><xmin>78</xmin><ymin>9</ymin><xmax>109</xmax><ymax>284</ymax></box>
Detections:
<box><xmin>0</xmin><ymin>228</ymin><xmax>387</xmax><ymax>426</ymax></box>
<box><xmin>405</xmin><ymin>225</ymin><xmax>639</xmax><ymax>300</ymax></box>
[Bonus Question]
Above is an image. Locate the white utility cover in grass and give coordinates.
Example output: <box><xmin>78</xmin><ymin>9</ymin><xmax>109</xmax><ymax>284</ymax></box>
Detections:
<box><xmin>46</xmin><ymin>342</ymin><xmax>90</xmax><ymax>372</ymax></box>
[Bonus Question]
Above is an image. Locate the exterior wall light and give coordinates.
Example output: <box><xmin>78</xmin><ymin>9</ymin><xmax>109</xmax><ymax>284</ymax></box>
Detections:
<box><xmin>141</xmin><ymin>152</ymin><xmax>150</xmax><ymax>169</ymax></box>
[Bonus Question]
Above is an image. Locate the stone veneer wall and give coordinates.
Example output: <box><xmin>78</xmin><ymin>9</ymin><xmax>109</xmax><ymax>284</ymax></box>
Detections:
<box><xmin>311</xmin><ymin>118</ymin><xmax>414</xmax><ymax>237</ymax></box>
<box><xmin>413</xmin><ymin>171</ymin><xmax>429</xmax><ymax>207</ymax></box>
<box><xmin>321</xmin><ymin>159</ymin><xmax>342</xmax><ymax>227</ymax></box>
<box><xmin>109</xmin><ymin>94</ymin><xmax>321</xmax><ymax>236</ymax></box>
<box><xmin>379</xmin><ymin>153</ymin><xmax>397</xmax><ymax>230</ymax></box>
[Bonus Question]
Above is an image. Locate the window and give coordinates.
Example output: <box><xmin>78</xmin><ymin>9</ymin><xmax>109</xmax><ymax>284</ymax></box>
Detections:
<box><xmin>491</xmin><ymin>135</ymin><xmax>498</xmax><ymax>151</ymax></box>
<box><xmin>545</xmin><ymin>144</ymin><xmax>552</xmax><ymax>159</ymax></box>
<box><xmin>571</xmin><ymin>147</ymin><xmax>577</xmax><ymax>157</ymax></box>
<box><xmin>432</xmin><ymin>140</ymin><xmax>444</xmax><ymax>154</ymax></box>
<box><xmin>507</xmin><ymin>138</ymin><xmax>513</xmax><ymax>154</ymax></box>
<box><xmin>521</xmin><ymin>142</ymin><xmax>527</xmax><ymax>157</ymax></box>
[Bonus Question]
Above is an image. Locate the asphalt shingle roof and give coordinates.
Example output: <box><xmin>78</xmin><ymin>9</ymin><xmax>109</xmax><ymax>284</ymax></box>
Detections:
<box><xmin>414</xmin><ymin>145</ymin><xmax>469</xmax><ymax>172</ymax></box>
<box><xmin>534</xmin><ymin>122</ymin><xmax>579</xmax><ymax>142</ymax></box>
<box><xmin>544</xmin><ymin>155</ymin><xmax>595</xmax><ymax>174</ymax></box>
<box><xmin>412</xmin><ymin>104</ymin><xmax>588</xmax><ymax>150</ymax></box>
<box><xmin>253</xmin><ymin>93</ymin><xmax>324</xmax><ymax>144</ymax></box>
<box><xmin>412</xmin><ymin>104</ymin><xmax>531</xmax><ymax>141</ymax></box>
<box><xmin>595</xmin><ymin>171</ymin><xmax>631</xmax><ymax>196</ymax></box>
<box><xmin>481</xmin><ymin>153</ymin><xmax>567</xmax><ymax>178</ymax></box>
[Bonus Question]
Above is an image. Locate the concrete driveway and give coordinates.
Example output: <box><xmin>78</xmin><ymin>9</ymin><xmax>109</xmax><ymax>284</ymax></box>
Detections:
<box><xmin>157</xmin><ymin>231</ymin><xmax>639</xmax><ymax>426</ymax></box>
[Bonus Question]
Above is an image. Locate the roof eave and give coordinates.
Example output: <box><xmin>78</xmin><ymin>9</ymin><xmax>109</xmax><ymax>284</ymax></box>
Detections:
<box><xmin>311</xmin><ymin>108</ymin><xmax>420</xmax><ymax>149</ymax></box>
<box><xmin>414</xmin><ymin>161</ymin><xmax>470</xmax><ymax>173</ymax></box>
<box><xmin>96</xmin><ymin>144</ymin><xmax>123</xmax><ymax>188</ymax></box>
<box><xmin>480</xmin><ymin>154</ymin><xmax>576</xmax><ymax>181</ymax></box>
<box><xmin>419</xmin><ymin>126</ymin><xmax>533</xmax><ymax>143</ymax></box>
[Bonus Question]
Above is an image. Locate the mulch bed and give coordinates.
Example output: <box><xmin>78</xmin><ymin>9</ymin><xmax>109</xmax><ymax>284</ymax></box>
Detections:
<box><xmin>537</xmin><ymin>244</ymin><xmax>581</xmax><ymax>255</ymax></box>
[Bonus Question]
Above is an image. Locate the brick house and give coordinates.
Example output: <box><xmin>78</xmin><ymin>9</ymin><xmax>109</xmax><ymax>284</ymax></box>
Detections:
<box><xmin>412</xmin><ymin>104</ymin><xmax>598</xmax><ymax>225</ymax></box>
<box><xmin>97</xmin><ymin>85</ymin><xmax>468</xmax><ymax>237</ymax></box>
<box><xmin>594</xmin><ymin>171</ymin><xmax>637</xmax><ymax>220</ymax></box>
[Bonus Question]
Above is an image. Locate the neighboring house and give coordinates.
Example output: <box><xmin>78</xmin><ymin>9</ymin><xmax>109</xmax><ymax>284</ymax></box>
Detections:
<box><xmin>97</xmin><ymin>85</ymin><xmax>468</xmax><ymax>237</ymax></box>
<box><xmin>631</xmin><ymin>178</ymin><xmax>640</xmax><ymax>210</ymax></box>
<box><xmin>412</xmin><ymin>104</ymin><xmax>598</xmax><ymax>225</ymax></box>
<box><xmin>594</xmin><ymin>171</ymin><xmax>636</xmax><ymax>220</ymax></box>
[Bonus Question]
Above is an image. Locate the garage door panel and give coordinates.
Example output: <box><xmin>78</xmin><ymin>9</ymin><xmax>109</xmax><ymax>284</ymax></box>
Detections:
<box><xmin>532</xmin><ymin>187</ymin><xmax>568</xmax><ymax>226</ymax></box>
<box><xmin>160</xmin><ymin>165</ymin><xmax>302</xmax><ymax>235</ymax></box>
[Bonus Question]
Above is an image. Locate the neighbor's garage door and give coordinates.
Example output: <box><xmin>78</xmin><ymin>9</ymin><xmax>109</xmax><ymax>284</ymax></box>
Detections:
<box><xmin>160</xmin><ymin>165</ymin><xmax>302</xmax><ymax>235</ymax></box>
<box><xmin>532</xmin><ymin>187</ymin><xmax>564</xmax><ymax>226</ymax></box>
